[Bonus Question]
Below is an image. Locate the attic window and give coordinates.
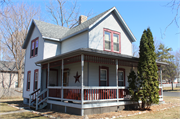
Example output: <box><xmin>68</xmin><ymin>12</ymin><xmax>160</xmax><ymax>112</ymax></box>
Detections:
<box><xmin>103</xmin><ymin>29</ymin><xmax>121</xmax><ymax>53</ymax></box>
<box><xmin>30</xmin><ymin>37</ymin><xmax>39</xmax><ymax>58</ymax></box>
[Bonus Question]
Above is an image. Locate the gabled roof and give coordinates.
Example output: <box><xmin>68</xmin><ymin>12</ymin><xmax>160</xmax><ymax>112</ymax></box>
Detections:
<box><xmin>34</xmin><ymin>20</ymin><xmax>69</xmax><ymax>40</ymax></box>
<box><xmin>22</xmin><ymin>7</ymin><xmax>136</xmax><ymax>49</ymax></box>
<box><xmin>22</xmin><ymin>20</ymin><xmax>69</xmax><ymax>49</ymax></box>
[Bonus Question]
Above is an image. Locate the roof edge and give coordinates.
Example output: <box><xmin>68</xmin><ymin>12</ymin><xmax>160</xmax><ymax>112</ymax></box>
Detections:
<box><xmin>22</xmin><ymin>20</ymin><xmax>43</xmax><ymax>49</ymax></box>
<box><xmin>89</xmin><ymin>7</ymin><xmax>136</xmax><ymax>42</ymax></box>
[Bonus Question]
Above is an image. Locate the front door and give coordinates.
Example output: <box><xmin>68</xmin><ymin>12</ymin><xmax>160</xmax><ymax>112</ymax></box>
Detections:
<box><xmin>63</xmin><ymin>72</ymin><xmax>68</xmax><ymax>86</ymax></box>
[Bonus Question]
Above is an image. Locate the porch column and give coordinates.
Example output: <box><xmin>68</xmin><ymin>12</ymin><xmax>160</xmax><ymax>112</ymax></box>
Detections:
<box><xmin>47</xmin><ymin>63</ymin><xmax>50</xmax><ymax>98</ymax></box>
<box><xmin>116</xmin><ymin>59</ymin><xmax>118</xmax><ymax>101</ymax></box>
<box><xmin>61</xmin><ymin>59</ymin><xmax>64</xmax><ymax>102</ymax></box>
<box><xmin>160</xmin><ymin>67</ymin><xmax>163</xmax><ymax>97</ymax></box>
<box><xmin>81</xmin><ymin>54</ymin><xmax>84</xmax><ymax>116</ymax></box>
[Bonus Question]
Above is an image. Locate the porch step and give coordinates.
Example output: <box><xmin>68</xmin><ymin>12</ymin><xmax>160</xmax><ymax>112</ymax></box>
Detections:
<box><xmin>30</xmin><ymin>102</ymin><xmax>47</xmax><ymax>110</ymax></box>
<box><xmin>29</xmin><ymin>105</ymin><xmax>36</xmax><ymax>109</ymax></box>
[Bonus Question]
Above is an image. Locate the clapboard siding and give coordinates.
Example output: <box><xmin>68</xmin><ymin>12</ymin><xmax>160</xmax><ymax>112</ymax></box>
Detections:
<box><xmin>61</xmin><ymin>31</ymin><xmax>88</xmax><ymax>54</ymax></box>
<box><xmin>43</xmin><ymin>40</ymin><xmax>61</xmax><ymax>59</ymax></box>
<box><xmin>23</xmin><ymin>26</ymin><xmax>44</xmax><ymax>98</ymax></box>
<box><xmin>89</xmin><ymin>12</ymin><xmax>133</xmax><ymax>56</ymax></box>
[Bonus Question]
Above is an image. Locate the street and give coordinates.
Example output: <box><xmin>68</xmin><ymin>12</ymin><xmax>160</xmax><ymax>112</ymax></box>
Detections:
<box><xmin>163</xmin><ymin>91</ymin><xmax>180</xmax><ymax>97</ymax></box>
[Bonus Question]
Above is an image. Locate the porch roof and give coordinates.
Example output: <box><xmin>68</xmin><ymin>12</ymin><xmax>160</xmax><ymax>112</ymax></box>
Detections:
<box><xmin>35</xmin><ymin>48</ymin><xmax>168</xmax><ymax>66</ymax></box>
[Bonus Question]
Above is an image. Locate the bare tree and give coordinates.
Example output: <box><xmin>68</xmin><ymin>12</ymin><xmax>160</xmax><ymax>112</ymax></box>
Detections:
<box><xmin>132</xmin><ymin>43</ymin><xmax>139</xmax><ymax>57</ymax></box>
<box><xmin>46</xmin><ymin>0</ymin><xmax>92</xmax><ymax>28</ymax></box>
<box><xmin>0</xmin><ymin>3</ymin><xmax>41</xmax><ymax>87</ymax></box>
<box><xmin>162</xmin><ymin>0</ymin><xmax>180</xmax><ymax>37</ymax></box>
<box><xmin>173</xmin><ymin>49</ymin><xmax>180</xmax><ymax>79</ymax></box>
<box><xmin>133</xmin><ymin>38</ymin><xmax>160</xmax><ymax>57</ymax></box>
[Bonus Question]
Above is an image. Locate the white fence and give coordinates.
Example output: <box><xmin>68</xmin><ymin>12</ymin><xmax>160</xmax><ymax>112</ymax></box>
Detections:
<box><xmin>162</xmin><ymin>83</ymin><xmax>180</xmax><ymax>88</ymax></box>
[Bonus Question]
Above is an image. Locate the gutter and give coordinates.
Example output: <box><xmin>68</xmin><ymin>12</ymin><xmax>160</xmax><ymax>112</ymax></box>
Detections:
<box><xmin>42</xmin><ymin>36</ymin><xmax>60</xmax><ymax>41</ymax></box>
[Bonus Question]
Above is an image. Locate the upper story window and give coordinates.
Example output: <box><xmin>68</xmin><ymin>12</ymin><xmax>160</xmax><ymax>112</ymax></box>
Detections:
<box><xmin>30</xmin><ymin>37</ymin><xmax>39</xmax><ymax>58</ymax></box>
<box><xmin>104</xmin><ymin>29</ymin><xmax>121</xmax><ymax>53</ymax></box>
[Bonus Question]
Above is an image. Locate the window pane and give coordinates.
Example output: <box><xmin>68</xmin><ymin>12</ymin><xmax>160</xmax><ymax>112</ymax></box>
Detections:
<box><xmin>105</xmin><ymin>31</ymin><xmax>111</xmax><ymax>50</ymax></box>
<box><xmin>15</xmin><ymin>82</ymin><xmax>18</xmax><ymax>88</ymax></box>
<box><xmin>28</xmin><ymin>73</ymin><xmax>31</xmax><ymax>82</ymax></box>
<box><xmin>35</xmin><ymin>40</ymin><xmax>38</xmax><ymax>48</ymax></box>
<box><xmin>105</xmin><ymin>32</ymin><xmax>111</xmax><ymax>41</ymax></box>
<box><xmin>27</xmin><ymin>82</ymin><xmax>30</xmax><ymax>89</ymax></box>
<box><xmin>118</xmin><ymin>72</ymin><xmax>123</xmax><ymax>81</ymax></box>
<box><xmin>35</xmin><ymin>81</ymin><xmax>37</xmax><ymax>90</ymax></box>
<box><xmin>100</xmin><ymin>70</ymin><xmax>107</xmax><ymax>81</ymax></box>
<box><xmin>113</xmin><ymin>34</ymin><xmax>118</xmax><ymax>43</ymax></box>
<box><xmin>35</xmin><ymin>72</ymin><xmax>38</xmax><ymax>81</ymax></box>
<box><xmin>113</xmin><ymin>43</ymin><xmax>119</xmax><ymax>51</ymax></box>
<box><xmin>118</xmin><ymin>81</ymin><xmax>124</xmax><ymax>86</ymax></box>
<box><xmin>100</xmin><ymin>81</ymin><xmax>106</xmax><ymax>86</ymax></box>
<box><xmin>32</xmin><ymin>42</ymin><xmax>34</xmax><ymax>49</ymax></box>
<box><xmin>113</xmin><ymin>34</ymin><xmax>119</xmax><ymax>51</ymax></box>
<box><xmin>105</xmin><ymin>41</ymin><xmax>111</xmax><ymax>50</ymax></box>
<box><xmin>35</xmin><ymin>48</ymin><xmax>38</xmax><ymax>55</ymax></box>
<box><xmin>31</xmin><ymin>50</ymin><xmax>33</xmax><ymax>56</ymax></box>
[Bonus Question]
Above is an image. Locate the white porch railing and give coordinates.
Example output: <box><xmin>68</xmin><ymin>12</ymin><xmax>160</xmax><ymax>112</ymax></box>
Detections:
<box><xmin>48</xmin><ymin>86</ymin><xmax>129</xmax><ymax>103</ymax></box>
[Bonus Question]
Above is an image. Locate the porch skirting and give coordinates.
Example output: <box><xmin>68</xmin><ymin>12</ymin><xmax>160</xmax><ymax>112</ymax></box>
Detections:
<box><xmin>47</xmin><ymin>100</ymin><xmax>139</xmax><ymax>115</ymax></box>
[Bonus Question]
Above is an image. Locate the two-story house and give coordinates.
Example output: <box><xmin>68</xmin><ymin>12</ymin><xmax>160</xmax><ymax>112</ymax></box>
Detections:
<box><xmin>22</xmin><ymin>7</ymin><xmax>165</xmax><ymax>116</ymax></box>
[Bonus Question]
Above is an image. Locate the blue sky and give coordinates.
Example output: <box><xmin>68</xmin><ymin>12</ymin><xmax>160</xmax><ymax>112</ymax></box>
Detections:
<box><xmin>13</xmin><ymin>0</ymin><xmax>180</xmax><ymax>52</ymax></box>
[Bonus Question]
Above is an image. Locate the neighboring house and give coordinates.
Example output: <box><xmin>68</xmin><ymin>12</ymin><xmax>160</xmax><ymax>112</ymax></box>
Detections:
<box><xmin>0</xmin><ymin>61</ymin><xmax>24</xmax><ymax>98</ymax></box>
<box><xmin>22</xmin><ymin>7</ymin><xmax>166</xmax><ymax>115</ymax></box>
<box><xmin>0</xmin><ymin>61</ymin><xmax>24</xmax><ymax>88</ymax></box>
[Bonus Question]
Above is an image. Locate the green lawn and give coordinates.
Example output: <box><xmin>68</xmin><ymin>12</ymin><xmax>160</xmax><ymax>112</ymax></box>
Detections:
<box><xmin>0</xmin><ymin>112</ymin><xmax>48</xmax><ymax>119</ymax></box>
<box><xmin>0</xmin><ymin>103</ymin><xmax>19</xmax><ymax>112</ymax></box>
<box><xmin>163</xmin><ymin>87</ymin><xmax>180</xmax><ymax>92</ymax></box>
<box><xmin>120</xmin><ymin>106</ymin><xmax>180</xmax><ymax>119</ymax></box>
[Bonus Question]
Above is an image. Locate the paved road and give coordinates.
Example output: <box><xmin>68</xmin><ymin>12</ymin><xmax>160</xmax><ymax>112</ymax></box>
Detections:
<box><xmin>163</xmin><ymin>91</ymin><xmax>180</xmax><ymax>97</ymax></box>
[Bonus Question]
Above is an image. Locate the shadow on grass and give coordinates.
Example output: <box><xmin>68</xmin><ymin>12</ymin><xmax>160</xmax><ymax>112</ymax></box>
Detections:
<box><xmin>1</xmin><ymin>100</ymin><xmax>29</xmax><ymax>107</ymax></box>
<box><xmin>163</xmin><ymin>89</ymin><xmax>180</xmax><ymax>92</ymax></box>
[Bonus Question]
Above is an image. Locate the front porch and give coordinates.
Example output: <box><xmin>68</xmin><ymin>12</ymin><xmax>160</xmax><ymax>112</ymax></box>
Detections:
<box><xmin>30</xmin><ymin>49</ymin><xmax>164</xmax><ymax>115</ymax></box>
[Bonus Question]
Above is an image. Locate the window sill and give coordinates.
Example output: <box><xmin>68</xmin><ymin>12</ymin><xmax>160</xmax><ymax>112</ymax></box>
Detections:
<box><xmin>104</xmin><ymin>49</ymin><xmax>120</xmax><ymax>54</ymax></box>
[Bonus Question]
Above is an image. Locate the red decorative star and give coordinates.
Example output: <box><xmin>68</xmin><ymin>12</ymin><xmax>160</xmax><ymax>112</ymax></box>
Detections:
<box><xmin>74</xmin><ymin>71</ymin><xmax>81</xmax><ymax>83</ymax></box>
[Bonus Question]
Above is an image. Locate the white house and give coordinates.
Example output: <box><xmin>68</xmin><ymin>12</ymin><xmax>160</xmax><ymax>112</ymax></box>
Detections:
<box><xmin>22</xmin><ymin>7</ymin><xmax>166</xmax><ymax>115</ymax></box>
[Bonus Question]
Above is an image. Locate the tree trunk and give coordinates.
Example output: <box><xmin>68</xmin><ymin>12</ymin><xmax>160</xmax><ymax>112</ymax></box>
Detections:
<box><xmin>142</xmin><ymin>101</ymin><xmax>145</xmax><ymax>109</ymax></box>
<box><xmin>172</xmin><ymin>80</ymin><xmax>174</xmax><ymax>90</ymax></box>
<box><xmin>18</xmin><ymin>69</ymin><xmax>22</xmax><ymax>88</ymax></box>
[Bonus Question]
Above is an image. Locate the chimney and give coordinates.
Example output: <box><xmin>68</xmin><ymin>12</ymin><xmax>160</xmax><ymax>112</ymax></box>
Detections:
<box><xmin>79</xmin><ymin>15</ymin><xmax>87</xmax><ymax>24</ymax></box>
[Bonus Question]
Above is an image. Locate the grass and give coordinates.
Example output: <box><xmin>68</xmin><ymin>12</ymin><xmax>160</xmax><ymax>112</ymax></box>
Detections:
<box><xmin>0</xmin><ymin>103</ymin><xmax>19</xmax><ymax>112</ymax></box>
<box><xmin>0</xmin><ymin>112</ymin><xmax>48</xmax><ymax>119</ymax></box>
<box><xmin>120</xmin><ymin>106</ymin><xmax>180</xmax><ymax>119</ymax></box>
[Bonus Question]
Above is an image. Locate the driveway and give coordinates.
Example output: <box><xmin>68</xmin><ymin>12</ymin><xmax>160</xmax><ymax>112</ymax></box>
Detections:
<box><xmin>163</xmin><ymin>91</ymin><xmax>180</xmax><ymax>97</ymax></box>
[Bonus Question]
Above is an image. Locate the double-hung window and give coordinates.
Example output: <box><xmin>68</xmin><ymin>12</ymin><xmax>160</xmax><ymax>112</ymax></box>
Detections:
<box><xmin>118</xmin><ymin>68</ymin><xmax>125</xmax><ymax>86</ymax></box>
<box><xmin>34</xmin><ymin>69</ymin><xmax>38</xmax><ymax>91</ymax></box>
<box><xmin>104</xmin><ymin>29</ymin><xmax>121</xmax><ymax>53</ymax></box>
<box><xmin>30</xmin><ymin>37</ymin><xmax>39</xmax><ymax>58</ymax></box>
<box><xmin>27</xmin><ymin>71</ymin><xmax>31</xmax><ymax>91</ymax></box>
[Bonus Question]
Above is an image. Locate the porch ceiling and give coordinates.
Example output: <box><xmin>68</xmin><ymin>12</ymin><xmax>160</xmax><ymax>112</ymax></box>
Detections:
<box><xmin>35</xmin><ymin>48</ymin><xmax>168</xmax><ymax>66</ymax></box>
